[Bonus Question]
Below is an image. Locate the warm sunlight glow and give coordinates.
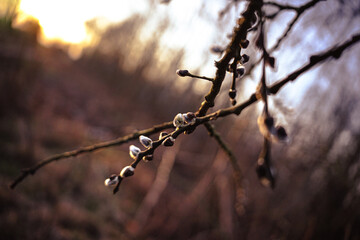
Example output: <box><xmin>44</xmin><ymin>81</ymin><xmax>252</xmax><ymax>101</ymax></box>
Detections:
<box><xmin>19</xmin><ymin>0</ymin><xmax>148</xmax><ymax>45</ymax></box>
<box><xmin>16</xmin><ymin>0</ymin><xmax>243</xmax><ymax>78</ymax></box>
<box><xmin>17</xmin><ymin>0</ymin><xmax>232</xmax><ymax>71</ymax></box>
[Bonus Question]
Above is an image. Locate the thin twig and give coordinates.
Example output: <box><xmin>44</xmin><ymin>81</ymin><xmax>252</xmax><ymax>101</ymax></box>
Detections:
<box><xmin>246</xmin><ymin>0</ymin><xmax>325</xmax><ymax>78</ymax></box>
<box><xmin>188</xmin><ymin>73</ymin><xmax>214</xmax><ymax>82</ymax></box>
<box><xmin>177</xmin><ymin>69</ymin><xmax>214</xmax><ymax>82</ymax></box>
<box><xmin>266</xmin><ymin>0</ymin><xmax>325</xmax><ymax>52</ymax></box>
<box><xmin>10</xmin><ymin>121</ymin><xmax>174</xmax><ymax>189</ymax></box>
<box><xmin>264</xmin><ymin>1</ymin><xmax>298</xmax><ymax>11</ymax></box>
<box><xmin>269</xmin><ymin>33</ymin><xmax>360</xmax><ymax>95</ymax></box>
<box><xmin>269</xmin><ymin>13</ymin><xmax>300</xmax><ymax>52</ymax></box>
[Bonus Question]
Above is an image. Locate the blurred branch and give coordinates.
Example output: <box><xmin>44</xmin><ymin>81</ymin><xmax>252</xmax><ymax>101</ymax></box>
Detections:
<box><xmin>219</xmin><ymin>0</ymin><xmax>240</xmax><ymax>19</ymax></box>
<box><xmin>266</xmin><ymin>0</ymin><xmax>325</xmax><ymax>51</ymax></box>
<box><xmin>269</xmin><ymin>33</ymin><xmax>360</xmax><ymax>95</ymax></box>
<box><xmin>244</xmin><ymin>0</ymin><xmax>326</xmax><ymax>77</ymax></box>
<box><xmin>204</xmin><ymin>123</ymin><xmax>243</xmax><ymax>186</ymax></box>
<box><xmin>9</xmin><ymin>121</ymin><xmax>174</xmax><ymax>189</ymax></box>
<box><xmin>265</xmin><ymin>0</ymin><xmax>324</xmax><ymax>19</ymax></box>
<box><xmin>265</xmin><ymin>1</ymin><xmax>298</xmax><ymax>12</ymax></box>
<box><xmin>204</xmin><ymin>123</ymin><xmax>246</xmax><ymax>216</ymax></box>
<box><xmin>166</xmin><ymin>148</ymin><xmax>227</xmax><ymax>235</ymax></box>
<box><xmin>269</xmin><ymin>12</ymin><xmax>300</xmax><ymax>51</ymax></box>
<box><xmin>133</xmin><ymin>139</ymin><xmax>181</xmax><ymax>233</ymax></box>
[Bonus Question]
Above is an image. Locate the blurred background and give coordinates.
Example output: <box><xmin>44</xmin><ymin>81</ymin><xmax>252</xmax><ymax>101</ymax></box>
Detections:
<box><xmin>1</xmin><ymin>0</ymin><xmax>360</xmax><ymax>239</ymax></box>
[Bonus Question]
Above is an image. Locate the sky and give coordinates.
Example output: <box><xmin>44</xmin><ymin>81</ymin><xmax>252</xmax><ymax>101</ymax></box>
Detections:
<box><xmin>18</xmin><ymin>0</ymin><xmax>149</xmax><ymax>44</ymax></box>
<box><xmin>17</xmin><ymin>0</ymin><xmax>234</xmax><ymax>68</ymax></box>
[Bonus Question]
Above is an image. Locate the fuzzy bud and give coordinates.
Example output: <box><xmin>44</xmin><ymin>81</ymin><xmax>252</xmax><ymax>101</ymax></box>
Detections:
<box><xmin>257</xmin><ymin>114</ymin><xmax>276</xmax><ymax>139</ymax></box>
<box><xmin>241</xmin><ymin>54</ymin><xmax>250</xmax><ymax>63</ymax></box>
<box><xmin>120</xmin><ymin>166</ymin><xmax>135</xmax><ymax>178</ymax></box>
<box><xmin>264</xmin><ymin>117</ymin><xmax>274</xmax><ymax>130</ymax></box>
<box><xmin>229</xmin><ymin>89</ymin><xmax>236</xmax><ymax>99</ymax></box>
<box><xmin>129</xmin><ymin>145</ymin><xmax>141</xmax><ymax>159</ymax></box>
<box><xmin>183</xmin><ymin>112</ymin><xmax>196</xmax><ymax>124</ymax></box>
<box><xmin>256</xmin><ymin>159</ymin><xmax>275</xmax><ymax>188</ymax></box>
<box><xmin>176</xmin><ymin>69</ymin><xmax>190</xmax><ymax>77</ymax></box>
<box><xmin>236</xmin><ymin>66</ymin><xmax>246</xmax><ymax>77</ymax></box>
<box><xmin>256</xmin><ymin>160</ymin><xmax>267</xmax><ymax>178</ymax></box>
<box><xmin>275</xmin><ymin>126</ymin><xmax>288</xmax><ymax>142</ymax></box>
<box><xmin>104</xmin><ymin>174</ymin><xmax>119</xmax><ymax>186</ymax></box>
<box><xmin>162</xmin><ymin>136</ymin><xmax>175</xmax><ymax>147</ymax></box>
<box><xmin>139</xmin><ymin>135</ymin><xmax>153</xmax><ymax>148</ymax></box>
<box><xmin>173</xmin><ymin>113</ymin><xmax>186</xmax><ymax>128</ymax></box>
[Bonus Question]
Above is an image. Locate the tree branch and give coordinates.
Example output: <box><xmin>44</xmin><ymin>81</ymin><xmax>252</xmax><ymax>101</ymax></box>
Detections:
<box><xmin>10</xmin><ymin>23</ymin><xmax>360</xmax><ymax>191</ymax></box>
<box><xmin>194</xmin><ymin>32</ymin><xmax>360</xmax><ymax>124</ymax></box>
<box><xmin>196</xmin><ymin>1</ymin><xmax>262</xmax><ymax>116</ymax></box>
<box><xmin>104</xmin><ymin>31</ymin><xmax>360</xmax><ymax>193</ymax></box>
<box><xmin>9</xmin><ymin>121</ymin><xmax>174</xmax><ymax>189</ymax></box>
